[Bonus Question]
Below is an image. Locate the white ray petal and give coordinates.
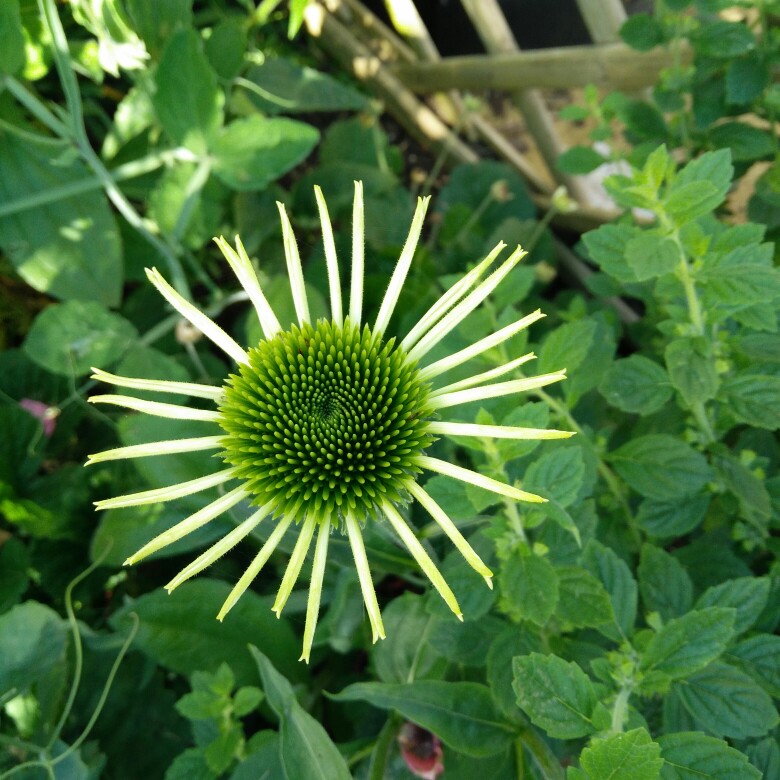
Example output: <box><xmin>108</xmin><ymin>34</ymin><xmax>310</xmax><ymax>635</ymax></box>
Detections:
<box><xmin>345</xmin><ymin>511</ymin><xmax>385</xmax><ymax>642</ymax></box>
<box><xmin>165</xmin><ymin>502</ymin><xmax>271</xmax><ymax>592</ymax></box>
<box><xmin>88</xmin><ymin>394</ymin><xmax>221</xmax><ymax>422</ymax></box>
<box><xmin>217</xmin><ymin>514</ymin><xmax>295</xmax><ymax>621</ymax></box>
<box><xmin>86</xmin><ymin>435</ymin><xmax>224</xmax><ymax>465</ymax></box>
<box><xmin>418</xmin><ymin>310</ymin><xmax>545</xmax><ymax>381</ymax></box>
<box><xmin>300</xmin><ymin>515</ymin><xmax>331</xmax><ymax>663</ymax></box>
<box><xmin>349</xmin><ymin>181</ymin><xmax>364</xmax><ymax>325</ymax></box>
<box><xmin>417</xmin><ymin>455</ymin><xmax>545</xmax><ymax>503</ymax></box>
<box><xmin>408</xmin><ymin>481</ymin><xmax>493</xmax><ymax>587</ymax></box>
<box><xmin>95</xmin><ymin>467</ymin><xmax>237</xmax><ymax>511</ymax></box>
<box><xmin>382</xmin><ymin>501</ymin><xmax>462</xmax><ymax>619</ymax></box>
<box><xmin>400</xmin><ymin>242</ymin><xmax>504</xmax><ymax>351</ymax></box>
<box><xmin>407</xmin><ymin>246</ymin><xmax>527</xmax><ymax>362</ymax></box>
<box><xmin>125</xmin><ymin>485</ymin><xmax>248</xmax><ymax>565</ymax></box>
<box><xmin>427</xmin><ymin>422</ymin><xmax>574</xmax><ymax>440</ymax></box>
<box><xmin>215</xmin><ymin>236</ymin><xmax>281</xmax><ymax>339</ymax></box>
<box><xmin>374</xmin><ymin>195</ymin><xmax>431</xmax><ymax>336</ymax></box>
<box><xmin>276</xmin><ymin>201</ymin><xmax>310</xmax><ymax>325</ymax></box>
<box><xmin>272</xmin><ymin>514</ymin><xmax>318</xmax><ymax>617</ymax></box>
<box><xmin>430</xmin><ymin>353</ymin><xmax>536</xmax><ymax>396</ymax></box>
<box><xmin>90</xmin><ymin>367</ymin><xmax>223</xmax><ymax>401</ymax></box>
<box><xmin>429</xmin><ymin>370</ymin><xmax>567</xmax><ymax>410</ymax></box>
<box><xmin>314</xmin><ymin>185</ymin><xmax>342</xmax><ymax>325</ymax></box>
<box><xmin>145</xmin><ymin>267</ymin><xmax>249</xmax><ymax>364</ymax></box>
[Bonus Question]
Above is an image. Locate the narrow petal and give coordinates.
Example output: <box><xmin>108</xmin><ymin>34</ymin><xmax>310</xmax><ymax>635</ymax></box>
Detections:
<box><xmin>272</xmin><ymin>514</ymin><xmax>318</xmax><ymax>616</ymax></box>
<box><xmin>417</xmin><ymin>455</ymin><xmax>545</xmax><ymax>503</ymax></box>
<box><xmin>125</xmin><ymin>485</ymin><xmax>247</xmax><ymax>564</ymax></box>
<box><xmin>214</xmin><ymin>236</ymin><xmax>281</xmax><ymax>339</ymax></box>
<box><xmin>400</xmin><ymin>242</ymin><xmax>504</xmax><ymax>351</ymax></box>
<box><xmin>145</xmin><ymin>267</ymin><xmax>249</xmax><ymax>364</ymax></box>
<box><xmin>314</xmin><ymin>185</ymin><xmax>342</xmax><ymax>325</ymax></box>
<box><xmin>300</xmin><ymin>515</ymin><xmax>331</xmax><ymax>663</ymax></box>
<box><xmin>165</xmin><ymin>502</ymin><xmax>271</xmax><ymax>592</ymax></box>
<box><xmin>408</xmin><ymin>481</ymin><xmax>493</xmax><ymax>587</ymax></box>
<box><xmin>374</xmin><ymin>195</ymin><xmax>431</xmax><ymax>336</ymax></box>
<box><xmin>276</xmin><ymin>202</ymin><xmax>310</xmax><ymax>325</ymax></box>
<box><xmin>418</xmin><ymin>310</ymin><xmax>545</xmax><ymax>381</ymax></box>
<box><xmin>217</xmin><ymin>515</ymin><xmax>294</xmax><ymax>621</ymax></box>
<box><xmin>95</xmin><ymin>467</ymin><xmax>237</xmax><ymax>511</ymax></box>
<box><xmin>427</xmin><ymin>422</ymin><xmax>574</xmax><ymax>440</ymax></box>
<box><xmin>382</xmin><ymin>501</ymin><xmax>462</xmax><ymax>619</ymax></box>
<box><xmin>429</xmin><ymin>370</ymin><xmax>567</xmax><ymax>410</ymax></box>
<box><xmin>407</xmin><ymin>245</ymin><xmax>527</xmax><ymax>362</ymax></box>
<box><xmin>90</xmin><ymin>367</ymin><xmax>223</xmax><ymax>401</ymax></box>
<box><xmin>349</xmin><ymin>181</ymin><xmax>364</xmax><ymax>325</ymax></box>
<box><xmin>345</xmin><ymin>512</ymin><xmax>385</xmax><ymax>642</ymax></box>
<box><xmin>430</xmin><ymin>353</ymin><xmax>537</xmax><ymax>396</ymax></box>
<box><xmin>88</xmin><ymin>394</ymin><xmax>220</xmax><ymax>422</ymax></box>
<box><xmin>86</xmin><ymin>435</ymin><xmax>224</xmax><ymax>465</ymax></box>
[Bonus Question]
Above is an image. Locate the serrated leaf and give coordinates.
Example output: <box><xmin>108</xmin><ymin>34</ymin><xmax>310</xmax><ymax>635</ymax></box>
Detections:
<box><xmin>557</xmin><ymin>146</ymin><xmax>606</xmax><ymax>175</ymax></box>
<box><xmin>583</xmin><ymin>540</ymin><xmax>637</xmax><ymax>638</ymax></box>
<box><xmin>658</xmin><ymin>731</ymin><xmax>761</xmax><ymax>780</ymax></box>
<box><xmin>664</xmin><ymin>181</ymin><xmax>721</xmax><ymax>224</ymax></box>
<box><xmin>726</xmin><ymin>54</ymin><xmax>768</xmax><ymax>105</ymax></box>
<box><xmin>720</xmin><ymin>374</ymin><xmax>780</xmax><ymax>430</ymax></box>
<box><xmin>709</xmin><ymin>122</ymin><xmax>774</xmax><ymax>162</ymax></box>
<box><xmin>638</xmin><ymin>545</ymin><xmax>694</xmax><ymax>621</ymax></box>
<box><xmin>664</xmin><ymin>337</ymin><xmax>719</xmax><ymax>406</ymax></box>
<box><xmin>695</xmin><ymin>577</ymin><xmax>769</xmax><ymax>636</ymax></box>
<box><xmin>693</xmin><ymin>19</ymin><xmax>756</xmax><ymax>58</ymax></box>
<box><xmin>331</xmin><ymin>680</ymin><xmax>514</xmax><ymax>757</ymax></box>
<box><xmin>537</xmin><ymin>319</ymin><xmax>598</xmax><ymax>376</ymax></box>
<box><xmin>24</xmin><ymin>301</ymin><xmax>138</xmax><ymax>377</ymax></box>
<box><xmin>555</xmin><ymin>566</ymin><xmax>614</xmax><ymax>628</ymax></box>
<box><xmin>676</xmin><ymin>661</ymin><xmax>779</xmax><ymax>739</ymax></box>
<box><xmin>701</xmin><ymin>244</ymin><xmax>780</xmax><ymax>306</ymax></box>
<box><xmin>579</xmin><ymin>728</ymin><xmax>664</xmax><ymax>780</ymax></box>
<box><xmin>728</xmin><ymin>634</ymin><xmax>780</xmax><ymax>698</ymax></box>
<box><xmin>624</xmin><ymin>233</ymin><xmax>679</xmax><ymax>280</ymax></box>
<box><xmin>640</xmin><ymin>607</ymin><xmax>735</xmax><ymax>680</ymax></box>
<box><xmin>512</xmin><ymin>653</ymin><xmax>598</xmax><ymax>739</ymax></box>
<box><xmin>582</xmin><ymin>224</ymin><xmax>641</xmax><ymax>283</ymax></box>
<box><xmin>620</xmin><ymin>13</ymin><xmax>665</xmax><ymax>51</ymax></box>
<box><xmin>523</xmin><ymin>447</ymin><xmax>585</xmax><ymax>508</ymax></box>
<box><xmin>672</xmin><ymin>149</ymin><xmax>732</xmax><ymax>205</ymax></box>
<box><xmin>498</xmin><ymin>548</ymin><xmax>559</xmax><ymax>626</ymax></box>
<box><xmin>636</xmin><ymin>494</ymin><xmax>709</xmax><ymax>538</ymax></box>
<box><xmin>609</xmin><ymin>435</ymin><xmax>713</xmax><ymax>500</ymax></box>
<box><xmin>599</xmin><ymin>355</ymin><xmax>673</xmax><ymax>415</ymax></box>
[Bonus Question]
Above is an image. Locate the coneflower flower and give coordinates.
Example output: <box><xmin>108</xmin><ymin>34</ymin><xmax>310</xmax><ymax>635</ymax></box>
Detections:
<box><xmin>88</xmin><ymin>183</ymin><xmax>571</xmax><ymax>662</ymax></box>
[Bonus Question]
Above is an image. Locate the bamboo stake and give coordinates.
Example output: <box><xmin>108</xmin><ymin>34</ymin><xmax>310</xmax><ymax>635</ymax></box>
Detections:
<box><xmin>575</xmin><ymin>0</ymin><xmax>628</xmax><ymax>44</ymax></box>
<box><xmin>458</xmin><ymin>0</ymin><xmax>591</xmax><ymax>204</ymax></box>
<box><xmin>393</xmin><ymin>43</ymin><xmax>686</xmax><ymax>93</ymax></box>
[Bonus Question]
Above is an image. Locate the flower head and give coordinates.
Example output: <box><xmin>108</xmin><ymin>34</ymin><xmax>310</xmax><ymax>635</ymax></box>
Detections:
<box><xmin>88</xmin><ymin>182</ymin><xmax>571</xmax><ymax>662</ymax></box>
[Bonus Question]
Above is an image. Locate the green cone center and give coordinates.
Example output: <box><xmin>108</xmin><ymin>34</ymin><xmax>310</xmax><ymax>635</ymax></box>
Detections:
<box><xmin>217</xmin><ymin>319</ymin><xmax>433</xmax><ymax>520</ymax></box>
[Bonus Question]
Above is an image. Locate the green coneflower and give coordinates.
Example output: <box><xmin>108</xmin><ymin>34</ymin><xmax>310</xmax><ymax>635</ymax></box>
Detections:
<box><xmin>88</xmin><ymin>183</ymin><xmax>571</xmax><ymax>662</ymax></box>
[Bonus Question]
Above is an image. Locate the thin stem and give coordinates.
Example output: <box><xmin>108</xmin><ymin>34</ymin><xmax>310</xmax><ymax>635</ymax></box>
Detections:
<box><xmin>484</xmin><ymin>438</ymin><xmax>527</xmax><ymax>542</ymax></box>
<box><xmin>1</xmin><ymin>76</ymin><xmax>69</xmax><ymax>135</ymax></box>
<box><xmin>517</xmin><ymin>724</ymin><xmax>565</xmax><ymax>780</ymax></box>
<box><xmin>610</xmin><ymin>684</ymin><xmax>633</xmax><ymax>733</ymax></box>
<box><xmin>367</xmin><ymin>714</ymin><xmax>401</xmax><ymax>780</ymax></box>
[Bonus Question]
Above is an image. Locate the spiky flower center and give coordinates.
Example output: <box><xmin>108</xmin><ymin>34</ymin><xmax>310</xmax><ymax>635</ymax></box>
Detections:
<box><xmin>217</xmin><ymin>319</ymin><xmax>434</xmax><ymax>520</ymax></box>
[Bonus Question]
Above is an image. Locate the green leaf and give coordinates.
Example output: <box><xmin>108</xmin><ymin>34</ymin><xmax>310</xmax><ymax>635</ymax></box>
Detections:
<box><xmin>695</xmin><ymin>577</ymin><xmax>769</xmax><ymax>636</ymax></box>
<box><xmin>244</xmin><ymin>59</ymin><xmax>369</xmax><ymax>114</ymax></box>
<box><xmin>498</xmin><ymin>548</ymin><xmax>559</xmax><ymax>626</ymax></box>
<box><xmin>115</xmin><ymin>346</ymin><xmax>192</xmax><ymax>404</ymax></box>
<box><xmin>332</xmin><ymin>680</ymin><xmax>514</xmax><ymax>757</ymax></box>
<box><xmin>582</xmin><ymin>224</ymin><xmax>641</xmax><ymax>283</ymax></box>
<box><xmin>720</xmin><ymin>374</ymin><xmax>780</xmax><ymax>430</ymax></box>
<box><xmin>125</xmin><ymin>0</ymin><xmax>192</xmax><ymax>59</ymax></box>
<box><xmin>693</xmin><ymin>19</ymin><xmax>756</xmax><ymax>58</ymax></box>
<box><xmin>625</xmin><ymin>233</ymin><xmax>678</xmax><ymax>281</ymax></box>
<box><xmin>638</xmin><ymin>545</ymin><xmax>694</xmax><ymax>621</ymax></box>
<box><xmin>110</xmin><ymin>579</ymin><xmax>302</xmax><ymax>686</ymax></box>
<box><xmin>512</xmin><ymin>653</ymin><xmax>598</xmax><ymax>739</ymax></box>
<box><xmin>726</xmin><ymin>54</ymin><xmax>768</xmax><ymax>105</ymax></box>
<box><xmin>640</xmin><ymin>607</ymin><xmax>735</xmax><ymax>681</ymax></box>
<box><xmin>0</xmin><ymin>0</ymin><xmax>25</xmax><ymax>74</ymax></box>
<box><xmin>0</xmin><ymin>601</ymin><xmax>66</xmax><ymax>693</ymax></box>
<box><xmin>636</xmin><ymin>494</ymin><xmax>709</xmax><ymax>538</ymax></box>
<box><xmin>557</xmin><ymin>146</ymin><xmax>606</xmax><ymax>175</ymax></box>
<box><xmin>579</xmin><ymin>728</ymin><xmax>664</xmax><ymax>780</ymax></box>
<box><xmin>252</xmin><ymin>649</ymin><xmax>351</xmax><ymax>780</ymax></box>
<box><xmin>205</xmin><ymin>726</ymin><xmax>243</xmax><ymax>774</ymax></box>
<box><xmin>709</xmin><ymin>123</ymin><xmax>774</xmax><ymax>162</ymax></box>
<box><xmin>745</xmin><ymin>738</ymin><xmax>780</xmax><ymax>780</ymax></box>
<box><xmin>0</xmin><ymin>129</ymin><xmax>123</xmax><ymax>305</ymax></box>
<box><xmin>658</xmin><ymin>732</ymin><xmax>761</xmax><ymax>780</ymax></box>
<box><xmin>599</xmin><ymin>355</ymin><xmax>673</xmax><ymax>415</ymax></box>
<box><xmin>620</xmin><ymin>13</ymin><xmax>665</xmax><ymax>51</ymax></box>
<box><xmin>671</xmin><ymin>149</ymin><xmax>732</xmax><ymax>208</ymax></box>
<box><xmin>583</xmin><ymin>540</ymin><xmax>637</xmax><ymax>638</ymax></box>
<box><xmin>523</xmin><ymin>447</ymin><xmax>585</xmax><ymax>508</ymax></box>
<box><xmin>609</xmin><ymin>435</ymin><xmax>713</xmax><ymax>500</ymax></box>
<box><xmin>664</xmin><ymin>338</ymin><xmax>719</xmax><ymax>406</ymax></box>
<box><xmin>537</xmin><ymin>318</ymin><xmax>598</xmax><ymax>376</ymax></box>
<box><xmin>676</xmin><ymin>661</ymin><xmax>779</xmax><ymax>739</ymax></box>
<box><xmin>204</xmin><ymin>19</ymin><xmax>247</xmax><ymax>80</ymax></box>
<box><xmin>0</xmin><ymin>538</ymin><xmax>30</xmax><ymax>614</ymax></box>
<box><xmin>153</xmin><ymin>29</ymin><xmax>223</xmax><ymax>154</ymax></box>
<box><xmin>728</xmin><ymin>634</ymin><xmax>780</xmax><ymax>698</ymax></box>
<box><xmin>24</xmin><ymin>301</ymin><xmax>138</xmax><ymax>377</ymax></box>
<box><xmin>212</xmin><ymin>116</ymin><xmax>319</xmax><ymax>191</ymax></box>
<box><xmin>663</xmin><ymin>181</ymin><xmax>721</xmax><ymax>225</ymax></box>
<box><xmin>164</xmin><ymin>748</ymin><xmax>216</xmax><ymax>780</ymax></box>
<box><xmin>555</xmin><ymin>566</ymin><xmax>613</xmax><ymax>628</ymax></box>
<box><xmin>701</xmin><ymin>245</ymin><xmax>780</xmax><ymax>306</ymax></box>
<box><xmin>233</xmin><ymin>686</ymin><xmax>263</xmax><ymax>717</ymax></box>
